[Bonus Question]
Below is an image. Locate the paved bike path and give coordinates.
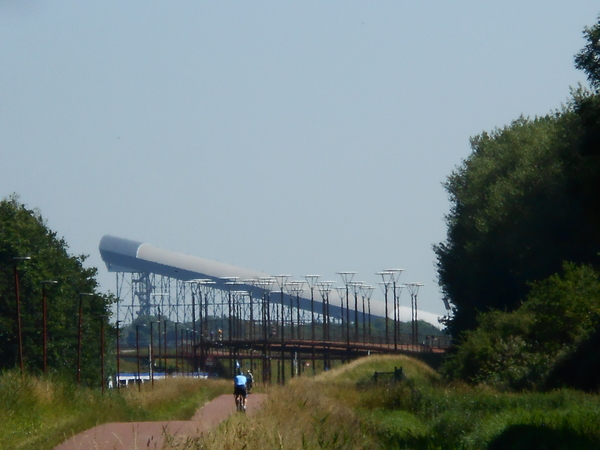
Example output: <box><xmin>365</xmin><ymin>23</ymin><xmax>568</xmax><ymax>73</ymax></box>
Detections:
<box><xmin>54</xmin><ymin>393</ymin><xmax>266</xmax><ymax>450</ymax></box>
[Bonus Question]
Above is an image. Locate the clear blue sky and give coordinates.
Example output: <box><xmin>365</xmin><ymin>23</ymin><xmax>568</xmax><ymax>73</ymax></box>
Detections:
<box><xmin>1</xmin><ymin>1</ymin><xmax>598</xmax><ymax>317</ymax></box>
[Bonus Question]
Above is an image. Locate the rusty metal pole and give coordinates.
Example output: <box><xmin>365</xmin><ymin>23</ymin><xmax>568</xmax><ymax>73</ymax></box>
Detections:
<box><xmin>13</xmin><ymin>257</ymin><xmax>30</xmax><ymax>377</ymax></box>
<box><xmin>77</xmin><ymin>293</ymin><xmax>93</xmax><ymax>386</ymax></box>
<box><xmin>41</xmin><ymin>280</ymin><xmax>57</xmax><ymax>376</ymax></box>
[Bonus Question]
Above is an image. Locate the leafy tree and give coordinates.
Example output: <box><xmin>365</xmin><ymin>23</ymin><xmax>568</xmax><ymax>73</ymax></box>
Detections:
<box><xmin>435</xmin><ymin>109</ymin><xmax>600</xmax><ymax>336</ymax></box>
<box><xmin>442</xmin><ymin>263</ymin><xmax>600</xmax><ymax>390</ymax></box>
<box><xmin>436</xmin><ymin>17</ymin><xmax>600</xmax><ymax>339</ymax></box>
<box><xmin>575</xmin><ymin>15</ymin><xmax>600</xmax><ymax>92</ymax></box>
<box><xmin>0</xmin><ymin>194</ymin><xmax>114</xmax><ymax>385</ymax></box>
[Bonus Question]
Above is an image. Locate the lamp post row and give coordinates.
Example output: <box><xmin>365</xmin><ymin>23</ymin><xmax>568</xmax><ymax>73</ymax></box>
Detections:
<box><xmin>11</xmin><ymin>255</ymin><xmax>111</xmax><ymax>389</ymax></box>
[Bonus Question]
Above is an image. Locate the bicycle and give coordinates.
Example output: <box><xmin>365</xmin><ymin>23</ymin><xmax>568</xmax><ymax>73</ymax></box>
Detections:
<box><xmin>235</xmin><ymin>392</ymin><xmax>246</xmax><ymax>412</ymax></box>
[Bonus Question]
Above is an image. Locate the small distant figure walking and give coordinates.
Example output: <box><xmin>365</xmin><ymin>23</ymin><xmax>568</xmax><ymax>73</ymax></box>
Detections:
<box><xmin>246</xmin><ymin>370</ymin><xmax>254</xmax><ymax>393</ymax></box>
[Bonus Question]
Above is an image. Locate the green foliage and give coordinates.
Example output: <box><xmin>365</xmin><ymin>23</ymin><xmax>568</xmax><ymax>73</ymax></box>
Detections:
<box><xmin>0</xmin><ymin>370</ymin><xmax>228</xmax><ymax>449</ymax></box>
<box><xmin>435</xmin><ymin>88</ymin><xmax>600</xmax><ymax>337</ymax></box>
<box><xmin>0</xmin><ymin>194</ymin><xmax>114</xmax><ymax>385</ymax></box>
<box><xmin>441</xmin><ymin>263</ymin><xmax>600</xmax><ymax>390</ymax></box>
<box><xmin>575</xmin><ymin>15</ymin><xmax>600</xmax><ymax>93</ymax></box>
<box><xmin>359</xmin><ymin>377</ymin><xmax>600</xmax><ymax>449</ymax></box>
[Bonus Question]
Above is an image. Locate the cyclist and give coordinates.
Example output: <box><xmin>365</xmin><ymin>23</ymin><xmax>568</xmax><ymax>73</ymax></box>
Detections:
<box><xmin>233</xmin><ymin>370</ymin><xmax>248</xmax><ymax>411</ymax></box>
<box><xmin>246</xmin><ymin>370</ymin><xmax>254</xmax><ymax>394</ymax></box>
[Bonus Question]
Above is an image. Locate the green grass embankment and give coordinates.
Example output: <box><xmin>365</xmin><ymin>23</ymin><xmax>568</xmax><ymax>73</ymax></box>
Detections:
<box><xmin>193</xmin><ymin>354</ymin><xmax>600</xmax><ymax>450</ymax></box>
<box><xmin>0</xmin><ymin>371</ymin><xmax>229</xmax><ymax>450</ymax></box>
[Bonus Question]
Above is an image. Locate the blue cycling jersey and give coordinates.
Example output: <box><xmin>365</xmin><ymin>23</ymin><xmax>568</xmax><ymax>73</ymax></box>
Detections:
<box><xmin>235</xmin><ymin>375</ymin><xmax>247</xmax><ymax>386</ymax></box>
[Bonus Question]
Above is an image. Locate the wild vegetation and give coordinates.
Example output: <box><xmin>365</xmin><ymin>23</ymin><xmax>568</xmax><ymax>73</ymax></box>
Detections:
<box><xmin>0</xmin><ymin>371</ymin><xmax>229</xmax><ymax>450</ymax></box>
<box><xmin>187</xmin><ymin>355</ymin><xmax>600</xmax><ymax>450</ymax></box>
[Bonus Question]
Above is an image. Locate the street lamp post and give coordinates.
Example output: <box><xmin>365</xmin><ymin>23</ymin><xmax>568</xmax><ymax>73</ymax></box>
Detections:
<box><xmin>13</xmin><ymin>256</ymin><xmax>31</xmax><ymax>376</ymax></box>
<box><xmin>41</xmin><ymin>280</ymin><xmax>57</xmax><ymax>375</ymax></box>
<box><xmin>336</xmin><ymin>271</ymin><xmax>355</xmax><ymax>350</ymax></box>
<box><xmin>256</xmin><ymin>277</ymin><xmax>274</xmax><ymax>384</ymax></box>
<box><xmin>335</xmin><ymin>286</ymin><xmax>346</xmax><ymax>343</ymax></box>
<box><xmin>377</xmin><ymin>272</ymin><xmax>392</xmax><ymax>345</ymax></box>
<box><xmin>349</xmin><ymin>281</ymin><xmax>364</xmax><ymax>342</ymax></box>
<box><xmin>305</xmin><ymin>275</ymin><xmax>321</xmax><ymax>342</ymax></box>
<box><xmin>116</xmin><ymin>320</ymin><xmax>122</xmax><ymax>391</ymax></box>
<box><xmin>77</xmin><ymin>293</ymin><xmax>93</xmax><ymax>386</ymax></box>
<box><xmin>317</xmin><ymin>281</ymin><xmax>334</xmax><ymax>372</ymax></box>
<box><xmin>406</xmin><ymin>282</ymin><xmax>425</xmax><ymax>345</ymax></box>
<box><xmin>135</xmin><ymin>324</ymin><xmax>146</xmax><ymax>392</ymax></box>
<box><xmin>150</xmin><ymin>321</ymin><xmax>156</xmax><ymax>388</ymax></box>
<box><xmin>164</xmin><ymin>319</ymin><xmax>168</xmax><ymax>378</ymax></box>
<box><xmin>385</xmin><ymin>269</ymin><xmax>404</xmax><ymax>351</ymax></box>
<box><xmin>100</xmin><ymin>313</ymin><xmax>105</xmax><ymax>394</ymax></box>
<box><xmin>174</xmin><ymin>322</ymin><xmax>179</xmax><ymax>374</ymax></box>
<box><xmin>360</xmin><ymin>285</ymin><xmax>374</xmax><ymax>343</ymax></box>
<box><xmin>273</xmin><ymin>275</ymin><xmax>290</xmax><ymax>385</ymax></box>
<box><xmin>317</xmin><ymin>281</ymin><xmax>334</xmax><ymax>342</ymax></box>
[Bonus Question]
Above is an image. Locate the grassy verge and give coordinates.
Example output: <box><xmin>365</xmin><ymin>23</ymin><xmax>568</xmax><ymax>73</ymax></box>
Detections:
<box><xmin>0</xmin><ymin>371</ymin><xmax>229</xmax><ymax>450</ymax></box>
<box><xmin>189</xmin><ymin>354</ymin><xmax>600</xmax><ymax>450</ymax></box>
<box><xmin>7</xmin><ymin>355</ymin><xmax>600</xmax><ymax>449</ymax></box>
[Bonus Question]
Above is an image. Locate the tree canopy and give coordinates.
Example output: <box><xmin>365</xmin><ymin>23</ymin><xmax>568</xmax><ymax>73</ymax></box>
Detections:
<box><xmin>435</xmin><ymin>15</ymin><xmax>600</xmax><ymax>338</ymax></box>
<box><xmin>0</xmin><ymin>194</ymin><xmax>114</xmax><ymax>385</ymax></box>
<box><xmin>575</xmin><ymin>15</ymin><xmax>600</xmax><ymax>93</ymax></box>
<box><xmin>441</xmin><ymin>263</ymin><xmax>600</xmax><ymax>391</ymax></box>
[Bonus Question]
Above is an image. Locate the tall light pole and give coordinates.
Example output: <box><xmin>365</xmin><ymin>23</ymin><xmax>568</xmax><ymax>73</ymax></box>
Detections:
<box><xmin>337</xmin><ymin>272</ymin><xmax>355</xmax><ymax>347</ymax></box>
<box><xmin>13</xmin><ymin>256</ymin><xmax>31</xmax><ymax>376</ymax></box>
<box><xmin>385</xmin><ymin>269</ymin><xmax>404</xmax><ymax>351</ymax></box>
<box><xmin>256</xmin><ymin>277</ymin><xmax>274</xmax><ymax>384</ymax></box>
<box><xmin>150</xmin><ymin>321</ymin><xmax>157</xmax><ymax>388</ymax></box>
<box><xmin>349</xmin><ymin>281</ymin><xmax>363</xmax><ymax>342</ymax></box>
<box><xmin>406</xmin><ymin>282</ymin><xmax>424</xmax><ymax>345</ymax></box>
<box><xmin>198</xmin><ymin>280</ymin><xmax>215</xmax><ymax>370</ymax></box>
<box><xmin>116</xmin><ymin>320</ymin><xmax>122</xmax><ymax>391</ymax></box>
<box><xmin>304</xmin><ymin>275</ymin><xmax>320</xmax><ymax>342</ymax></box>
<box><xmin>164</xmin><ymin>319</ymin><xmax>168</xmax><ymax>378</ymax></box>
<box><xmin>135</xmin><ymin>323</ymin><xmax>146</xmax><ymax>392</ymax></box>
<box><xmin>377</xmin><ymin>271</ymin><xmax>393</xmax><ymax>345</ymax></box>
<box><xmin>41</xmin><ymin>280</ymin><xmax>57</xmax><ymax>375</ymax></box>
<box><xmin>317</xmin><ymin>281</ymin><xmax>334</xmax><ymax>372</ymax></box>
<box><xmin>273</xmin><ymin>275</ymin><xmax>290</xmax><ymax>340</ymax></box>
<box><xmin>317</xmin><ymin>281</ymin><xmax>334</xmax><ymax>342</ymax></box>
<box><xmin>174</xmin><ymin>321</ymin><xmax>179</xmax><ymax>374</ymax></box>
<box><xmin>77</xmin><ymin>293</ymin><xmax>93</xmax><ymax>386</ymax></box>
<box><xmin>100</xmin><ymin>312</ymin><xmax>106</xmax><ymax>394</ymax></box>
<box><xmin>285</xmin><ymin>280</ymin><xmax>303</xmax><ymax>376</ymax></box>
<box><xmin>360</xmin><ymin>285</ymin><xmax>374</xmax><ymax>343</ymax></box>
<box><xmin>335</xmin><ymin>287</ymin><xmax>346</xmax><ymax>342</ymax></box>
<box><xmin>286</xmin><ymin>281</ymin><xmax>304</xmax><ymax>378</ymax></box>
<box><xmin>273</xmin><ymin>275</ymin><xmax>290</xmax><ymax>385</ymax></box>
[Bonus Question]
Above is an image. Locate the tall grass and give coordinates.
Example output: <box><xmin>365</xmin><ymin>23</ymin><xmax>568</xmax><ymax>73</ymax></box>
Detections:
<box><xmin>183</xmin><ymin>355</ymin><xmax>600</xmax><ymax>450</ymax></box>
<box><xmin>0</xmin><ymin>370</ymin><xmax>229</xmax><ymax>450</ymax></box>
<box><xmin>192</xmin><ymin>378</ymin><xmax>374</xmax><ymax>450</ymax></box>
<box><xmin>6</xmin><ymin>355</ymin><xmax>600</xmax><ymax>450</ymax></box>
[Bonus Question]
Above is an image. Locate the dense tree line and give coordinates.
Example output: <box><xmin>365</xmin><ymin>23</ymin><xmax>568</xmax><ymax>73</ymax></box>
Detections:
<box><xmin>0</xmin><ymin>195</ymin><xmax>114</xmax><ymax>385</ymax></box>
<box><xmin>435</xmin><ymin>17</ymin><xmax>600</xmax><ymax>338</ymax></box>
<box><xmin>436</xmin><ymin>15</ymin><xmax>600</xmax><ymax>390</ymax></box>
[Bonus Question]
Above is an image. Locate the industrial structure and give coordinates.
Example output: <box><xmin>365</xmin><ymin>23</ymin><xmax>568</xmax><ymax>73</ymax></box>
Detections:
<box><xmin>99</xmin><ymin>235</ymin><xmax>446</xmax><ymax>384</ymax></box>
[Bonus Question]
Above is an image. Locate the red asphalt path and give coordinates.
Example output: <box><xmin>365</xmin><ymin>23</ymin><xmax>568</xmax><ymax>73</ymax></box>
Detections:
<box><xmin>54</xmin><ymin>393</ymin><xmax>266</xmax><ymax>450</ymax></box>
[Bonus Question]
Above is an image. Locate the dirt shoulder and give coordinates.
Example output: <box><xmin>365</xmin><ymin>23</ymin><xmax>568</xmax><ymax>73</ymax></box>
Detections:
<box><xmin>54</xmin><ymin>393</ymin><xmax>267</xmax><ymax>450</ymax></box>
